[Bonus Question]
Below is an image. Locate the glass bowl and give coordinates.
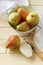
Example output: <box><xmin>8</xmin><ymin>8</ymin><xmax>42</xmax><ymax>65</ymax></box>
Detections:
<box><xmin>7</xmin><ymin>5</ymin><xmax>40</xmax><ymax>37</ymax></box>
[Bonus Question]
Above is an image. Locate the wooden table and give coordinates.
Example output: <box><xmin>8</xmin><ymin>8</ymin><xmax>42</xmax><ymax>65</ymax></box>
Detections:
<box><xmin>0</xmin><ymin>0</ymin><xmax>43</xmax><ymax>65</ymax></box>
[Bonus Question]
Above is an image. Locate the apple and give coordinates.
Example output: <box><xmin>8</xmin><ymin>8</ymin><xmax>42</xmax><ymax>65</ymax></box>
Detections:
<box><xmin>5</xmin><ymin>35</ymin><xmax>20</xmax><ymax>49</ymax></box>
<box><xmin>26</xmin><ymin>12</ymin><xmax>39</xmax><ymax>26</ymax></box>
<box><xmin>17</xmin><ymin>8</ymin><xmax>28</xmax><ymax>20</ymax></box>
<box><xmin>16</xmin><ymin>22</ymin><xmax>30</xmax><ymax>31</ymax></box>
<box><xmin>8</xmin><ymin>12</ymin><xmax>21</xmax><ymax>27</ymax></box>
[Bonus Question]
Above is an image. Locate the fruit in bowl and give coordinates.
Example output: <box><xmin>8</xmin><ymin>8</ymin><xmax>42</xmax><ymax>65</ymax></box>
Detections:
<box><xmin>8</xmin><ymin>6</ymin><xmax>39</xmax><ymax>34</ymax></box>
<box><xmin>26</xmin><ymin>12</ymin><xmax>39</xmax><ymax>26</ymax></box>
<box><xmin>16</xmin><ymin>22</ymin><xmax>30</xmax><ymax>31</ymax></box>
<box><xmin>5</xmin><ymin>35</ymin><xmax>20</xmax><ymax>49</ymax></box>
<box><xmin>17</xmin><ymin>8</ymin><xmax>29</xmax><ymax>20</ymax></box>
<box><xmin>8</xmin><ymin>12</ymin><xmax>21</xmax><ymax>28</ymax></box>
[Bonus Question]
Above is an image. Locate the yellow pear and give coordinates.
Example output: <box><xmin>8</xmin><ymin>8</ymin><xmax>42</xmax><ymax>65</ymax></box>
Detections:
<box><xmin>26</xmin><ymin>12</ymin><xmax>39</xmax><ymax>26</ymax></box>
<box><xmin>16</xmin><ymin>22</ymin><xmax>30</xmax><ymax>31</ymax></box>
<box><xmin>8</xmin><ymin>12</ymin><xmax>21</xmax><ymax>28</ymax></box>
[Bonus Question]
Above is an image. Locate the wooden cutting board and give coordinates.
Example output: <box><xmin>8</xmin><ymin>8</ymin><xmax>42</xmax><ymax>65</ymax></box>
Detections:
<box><xmin>23</xmin><ymin>32</ymin><xmax>43</xmax><ymax>60</ymax></box>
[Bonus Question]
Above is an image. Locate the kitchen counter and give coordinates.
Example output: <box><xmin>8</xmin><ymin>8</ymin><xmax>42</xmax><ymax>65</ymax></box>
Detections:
<box><xmin>0</xmin><ymin>0</ymin><xmax>43</xmax><ymax>65</ymax></box>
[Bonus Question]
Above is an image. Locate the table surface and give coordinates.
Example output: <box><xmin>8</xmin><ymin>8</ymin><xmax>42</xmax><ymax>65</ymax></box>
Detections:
<box><xmin>0</xmin><ymin>0</ymin><xmax>43</xmax><ymax>65</ymax></box>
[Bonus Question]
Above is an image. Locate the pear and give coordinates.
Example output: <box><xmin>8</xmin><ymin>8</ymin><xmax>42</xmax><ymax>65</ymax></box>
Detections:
<box><xmin>17</xmin><ymin>8</ymin><xmax>28</xmax><ymax>20</ymax></box>
<box><xmin>26</xmin><ymin>12</ymin><xmax>39</xmax><ymax>26</ymax></box>
<box><xmin>5</xmin><ymin>35</ymin><xmax>20</xmax><ymax>49</ymax></box>
<box><xmin>8</xmin><ymin>12</ymin><xmax>21</xmax><ymax>28</ymax></box>
<box><xmin>16</xmin><ymin>22</ymin><xmax>30</xmax><ymax>31</ymax></box>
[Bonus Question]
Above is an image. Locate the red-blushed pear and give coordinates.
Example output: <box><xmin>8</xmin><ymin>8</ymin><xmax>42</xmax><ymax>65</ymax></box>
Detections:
<box><xmin>17</xmin><ymin>8</ymin><xmax>29</xmax><ymax>20</ymax></box>
<box><xmin>26</xmin><ymin>12</ymin><xmax>39</xmax><ymax>26</ymax></box>
<box><xmin>16</xmin><ymin>22</ymin><xmax>30</xmax><ymax>31</ymax></box>
<box><xmin>5</xmin><ymin>35</ymin><xmax>20</xmax><ymax>49</ymax></box>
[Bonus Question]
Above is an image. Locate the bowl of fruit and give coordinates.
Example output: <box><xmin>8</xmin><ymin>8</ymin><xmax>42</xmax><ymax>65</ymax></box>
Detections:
<box><xmin>7</xmin><ymin>6</ymin><xmax>39</xmax><ymax>36</ymax></box>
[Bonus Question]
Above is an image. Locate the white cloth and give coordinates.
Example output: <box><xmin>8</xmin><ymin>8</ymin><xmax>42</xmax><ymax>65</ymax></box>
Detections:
<box><xmin>0</xmin><ymin>0</ymin><xmax>29</xmax><ymax>12</ymax></box>
<box><xmin>34</xmin><ymin>10</ymin><xmax>43</xmax><ymax>52</ymax></box>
